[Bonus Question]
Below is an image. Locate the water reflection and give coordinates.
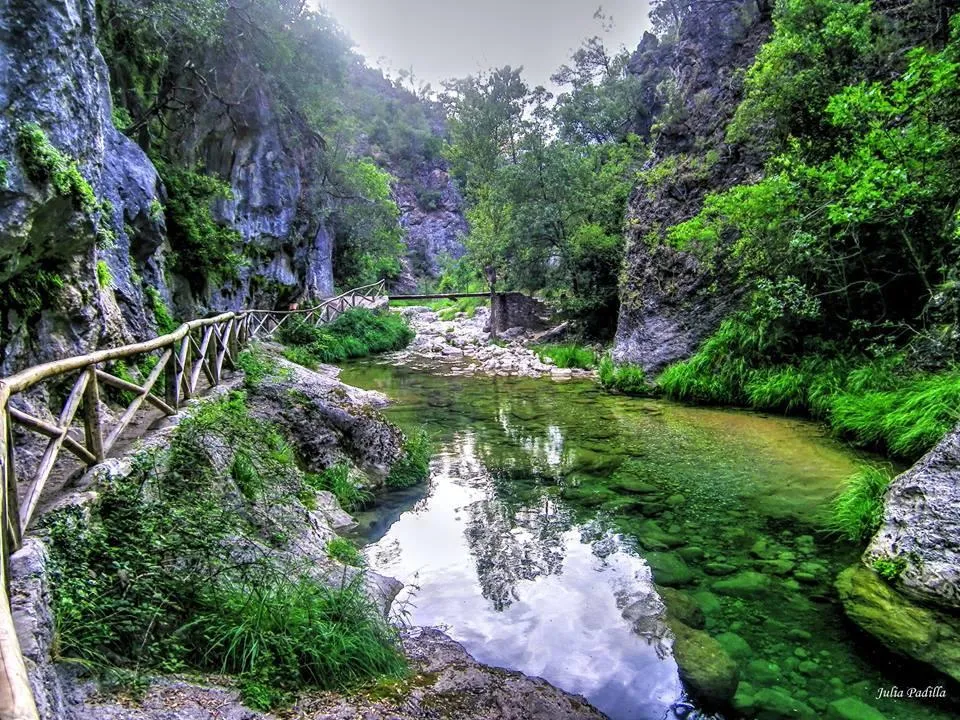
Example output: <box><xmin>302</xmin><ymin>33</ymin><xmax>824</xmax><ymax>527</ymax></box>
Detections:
<box><xmin>361</xmin><ymin>432</ymin><xmax>682</xmax><ymax>720</ymax></box>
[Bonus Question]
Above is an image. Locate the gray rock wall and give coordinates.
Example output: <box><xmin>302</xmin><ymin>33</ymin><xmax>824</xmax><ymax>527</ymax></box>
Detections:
<box><xmin>613</xmin><ymin>1</ymin><xmax>772</xmax><ymax>374</ymax></box>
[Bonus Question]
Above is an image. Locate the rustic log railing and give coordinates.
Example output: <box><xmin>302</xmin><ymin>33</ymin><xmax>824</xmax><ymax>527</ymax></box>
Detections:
<box><xmin>0</xmin><ymin>279</ymin><xmax>387</xmax><ymax>720</ymax></box>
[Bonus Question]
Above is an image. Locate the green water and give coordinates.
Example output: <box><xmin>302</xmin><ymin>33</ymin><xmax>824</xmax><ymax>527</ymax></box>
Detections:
<box><xmin>340</xmin><ymin>361</ymin><xmax>959</xmax><ymax>720</ymax></box>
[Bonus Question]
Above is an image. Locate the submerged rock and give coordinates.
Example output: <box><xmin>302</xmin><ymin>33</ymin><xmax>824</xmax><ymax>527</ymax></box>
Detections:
<box><xmin>712</xmin><ymin>571</ymin><xmax>771</xmax><ymax>597</ymax></box>
<box><xmin>646</xmin><ymin>551</ymin><xmax>696</xmax><ymax>587</ymax></box>
<box><xmin>836</xmin><ymin>565</ymin><xmax>960</xmax><ymax>683</ymax></box>
<box><xmin>826</xmin><ymin>697</ymin><xmax>888</xmax><ymax>720</ymax></box>
<box><xmin>669</xmin><ymin>620</ymin><xmax>740</xmax><ymax>706</ymax></box>
<box><xmin>751</xmin><ymin>686</ymin><xmax>816</xmax><ymax>720</ymax></box>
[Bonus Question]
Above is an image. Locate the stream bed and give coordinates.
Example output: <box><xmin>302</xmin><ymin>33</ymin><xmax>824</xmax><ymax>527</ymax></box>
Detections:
<box><xmin>340</xmin><ymin>361</ymin><xmax>958</xmax><ymax>720</ymax></box>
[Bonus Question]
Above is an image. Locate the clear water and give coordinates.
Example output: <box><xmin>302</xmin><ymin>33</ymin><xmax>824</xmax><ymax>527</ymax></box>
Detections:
<box><xmin>340</xmin><ymin>361</ymin><xmax>960</xmax><ymax>720</ymax></box>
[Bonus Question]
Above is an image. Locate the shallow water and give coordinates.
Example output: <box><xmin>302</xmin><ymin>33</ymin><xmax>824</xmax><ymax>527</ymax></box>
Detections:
<box><xmin>341</xmin><ymin>362</ymin><xmax>959</xmax><ymax>720</ymax></box>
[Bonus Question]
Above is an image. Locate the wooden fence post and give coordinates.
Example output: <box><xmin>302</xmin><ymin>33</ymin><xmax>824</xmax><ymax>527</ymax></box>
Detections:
<box><xmin>164</xmin><ymin>345</ymin><xmax>179</xmax><ymax>413</ymax></box>
<box><xmin>82</xmin><ymin>367</ymin><xmax>105</xmax><ymax>464</ymax></box>
<box><xmin>181</xmin><ymin>336</ymin><xmax>193</xmax><ymax>401</ymax></box>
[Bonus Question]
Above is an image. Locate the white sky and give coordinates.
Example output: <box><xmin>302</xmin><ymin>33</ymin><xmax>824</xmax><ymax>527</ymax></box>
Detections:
<box><xmin>319</xmin><ymin>0</ymin><xmax>654</xmax><ymax>91</ymax></box>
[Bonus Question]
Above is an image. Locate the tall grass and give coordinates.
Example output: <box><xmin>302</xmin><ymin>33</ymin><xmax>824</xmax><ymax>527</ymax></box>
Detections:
<box><xmin>189</xmin><ymin>574</ymin><xmax>404</xmax><ymax>708</ymax></box>
<box><xmin>829</xmin><ymin>465</ymin><xmax>894</xmax><ymax>543</ymax></box>
<box><xmin>598</xmin><ymin>356</ymin><xmax>652</xmax><ymax>395</ymax></box>
<box><xmin>534</xmin><ymin>344</ymin><xmax>597</xmax><ymax>369</ymax></box>
<box><xmin>653</xmin><ymin>316</ymin><xmax>960</xmax><ymax>460</ymax></box>
<box><xmin>305</xmin><ymin>463</ymin><xmax>373</xmax><ymax>511</ymax></box>
<box><xmin>276</xmin><ymin>309</ymin><xmax>413</xmax><ymax>368</ymax></box>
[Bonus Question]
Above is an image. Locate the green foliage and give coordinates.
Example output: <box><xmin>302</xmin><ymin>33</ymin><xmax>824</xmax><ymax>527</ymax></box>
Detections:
<box><xmin>0</xmin><ymin>159</ymin><xmax>8</xmax><ymax>187</ymax></box>
<box><xmin>0</xmin><ymin>267</ymin><xmax>63</xmax><ymax>316</ymax></box>
<box><xmin>435</xmin><ymin>296</ymin><xmax>487</xmax><ymax>321</ymax></box>
<box><xmin>533</xmin><ymin>344</ymin><xmax>597</xmax><ymax>370</ymax></box>
<box><xmin>143</xmin><ymin>286</ymin><xmax>178</xmax><ymax>335</ymax></box>
<box><xmin>236</xmin><ymin>347</ymin><xmax>289</xmax><ymax>388</ymax></box>
<box><xmin>16</xmin><ymin>124</ymin><xmax>98</xmax><ymax>213</ymax></box>
<box><xmin>873</xmin><ymin>556</ymin><xmax>907</xmax><ymax>582</ymax></box>
<box><xmin>156</xmin><ymin>163</ymin><xmax>241</xmax><ymax>291</ymax></box>
<box><xmin>96</xmin><ymin>260</ymin><xmax>113</xmax><ymax>289</ymax></box>
<box><xmin>386</xmin><ymin>429</ymin><xmax>432</xmax><ymax>489</ymax></box>
<box><xmin>598</xmin><ymin>356</ymin><xmax>651</xmax><ymax>395</ymax></box>
<box><xmin>44</xmin><ymin>392</ymin><xmax>404</xmax><ymax>707</ymax></box>
<box><xmin>305</xmin><ymin>464</ymin><xmax>373</xmax><ymax>512</ymax></box>
<box><xmin>275</xmin><ymin>309</ymin><xmax>414</xmax><ymax>366</ymax></box>
<box><xmin>830</xmin><ymin>465</ymin><xmax>893</xmax><ymax>543</ymax></box>
<box><xmin>326</xmin><ymin>537</ymin><xmax>365</xmax><ymax>567</ymax></box>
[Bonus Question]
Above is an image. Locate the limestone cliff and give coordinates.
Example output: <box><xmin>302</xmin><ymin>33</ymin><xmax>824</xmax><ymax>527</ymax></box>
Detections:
<box><xmin>613</xmin><ymin>0</ymin><xmax>773</xmax><ymax>373</ymax></box>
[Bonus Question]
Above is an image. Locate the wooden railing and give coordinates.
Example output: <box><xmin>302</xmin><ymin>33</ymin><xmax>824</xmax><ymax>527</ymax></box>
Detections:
<box><xmin>0</xmin><ymin>279</ymin><xmax>387</xmax><ymax>720</ymax></box>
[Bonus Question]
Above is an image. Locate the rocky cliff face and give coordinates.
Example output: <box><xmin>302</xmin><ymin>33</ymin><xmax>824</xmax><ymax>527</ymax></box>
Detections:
<box><xmin>0</xmin><ymin>0</ymin><xmax>168</xmax><ymax>375</ymax></box>
<box><xmin>613</xmin><ymin>1</ymin><xmax>772</xmax><ymax>373</ymax></box>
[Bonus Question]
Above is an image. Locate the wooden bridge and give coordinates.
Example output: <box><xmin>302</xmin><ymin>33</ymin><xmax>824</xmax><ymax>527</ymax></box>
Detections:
<box><xmin>0</xmin><ymin>279</ymin><xmax>388</xmax><ymax>720</ymax></box>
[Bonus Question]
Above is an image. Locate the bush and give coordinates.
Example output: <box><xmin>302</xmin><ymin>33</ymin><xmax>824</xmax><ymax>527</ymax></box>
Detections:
<box><xmin>144</xmin><ymin>286</ymin><xmax>178</xmax><ymax>335</ymax></box>
<box><xmin>829</xmin><ymin>465</ymin><xmax>893</xmax><ymax>543</ymax></box>
<box><xmin>598</xmin><ymin>356</ymin><xmax>651</xmax><ymax>395</ymax></box>
<box><xmin>96</xmin><ymin>260</ymin><xmax>113</xmax><ymax>289</ymax></box>
<box><xmin>386</xmin><ymin>428</ymin><xmax>432</xmax><ymax>489</ymax></box>
<box><xmin>275</xmin><ymin>309</ymin><xmax>414</xmax><ymax>366</ymax></box>
<box><xmin>534</xmin><ymin>344</ymin><xmax>597</xmax><ymax>370</ymax></box>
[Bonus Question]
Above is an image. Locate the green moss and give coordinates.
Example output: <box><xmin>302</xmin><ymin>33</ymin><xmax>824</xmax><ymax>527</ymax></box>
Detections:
<box><xmin>144</xmin><ymin>286</ymin><xmax>178</xmax><ymax>335</ymax></box>
<box><xmin>16</xmin><ymin>123</ymin><xmax>98</xmax><ymax>213</ymax></box>
<box><xmin>873</xmin><ymin>556</ymin><xmax>907</xmax><ymax>582</ymax></box>
<box><xmin>96</xmin><ymin>260</ymin><xmax>113</xmax><ymax>289</ymax></box>
<box><xmin>0</xmin><ymin>159</ymin><xmax>8</xmax><ymax>187</ymax></box>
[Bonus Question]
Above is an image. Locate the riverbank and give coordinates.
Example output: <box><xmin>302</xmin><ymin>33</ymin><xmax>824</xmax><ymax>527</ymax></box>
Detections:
<box><xmin>12</xmin><ymin>345</ymin><xmax>603</xmax><ymax>720</ymax></box>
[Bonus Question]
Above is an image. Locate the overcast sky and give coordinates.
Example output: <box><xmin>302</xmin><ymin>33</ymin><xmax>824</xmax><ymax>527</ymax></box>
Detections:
<box><xmin>319</xmin><ymin>0</ymin><xmax>653</xmax><ymax>91</ymax></box>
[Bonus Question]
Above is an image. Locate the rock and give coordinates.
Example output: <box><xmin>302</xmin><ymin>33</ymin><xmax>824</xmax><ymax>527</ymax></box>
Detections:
<box><xmin>244</xmin><ymin>352</ymin><xmax>404</xmax><ymax>477</ymax></box>
<box><xmin>704</xmin><ymin>562</ymin><xmax>738</xmax><ymax>576</ymax></box>
<box><xmin>693</xmin><ymin>590</ymin><xmax>723</xmax><ymax>616</ymax></box>
<box><xmin>713</xmin><ymin>571</ymin><xmax>772</xmax><ymax>597</ymax></box>
<box><xmin>826</xmin><ymin>697</ymin><xmax>888</xmax><ymax>720</ymax></box>
<box><xmin>669</xmin><ymin>621</ymin><xmax>740</xmax><ymax>706</ymax></box>
<box><xmin>646</xmin><ymin>552</ymin><xmax>695</xmax><ymax>587</ymax></box>
<box><xmin>864</xmin><ymin>424</ymin><xmax>960</xmax><ymax>609</ymax></box>
<box><xmin>659</xmin><ymin>587</ymin><xmax>706</xmax><ymax>629</ymax></box>
<box><xmin>746</xmin><ymin>659</ymin><xmax>783</xmax><ymax>686</ymax></box>
<box><xmin>678</xmin><ymin>545</ymin><xmax>706</xmax><ymax>562</ymax></box>
<box><xmin>752</xmin><ymin>686</ymin><xmax>817</xmax><ymax>720</ymax></box>
<box><xmin>715</xmin><ymin>632</ymin><xmax>752</xmax><ymax>662</ymax></box>
<box><xmin>836</xmin><ymin>565</ymin><xmax>960</xmax><ymax>682</ymax></box>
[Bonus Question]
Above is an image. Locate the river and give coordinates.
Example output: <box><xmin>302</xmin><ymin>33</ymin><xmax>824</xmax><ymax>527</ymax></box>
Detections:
<box><xmin>340</xmin><ymin>361</ymin><xmax>958</xmax><ymax>720</ymax></box>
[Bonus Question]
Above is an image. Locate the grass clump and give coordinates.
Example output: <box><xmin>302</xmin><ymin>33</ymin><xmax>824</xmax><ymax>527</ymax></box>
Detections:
<box><xmin>275</xmin><ymin>309</ymin><xmax>414</xmax><ymax>366</ymax></box>
<box><xmin>43</xmin><ymin>392</ymin><xmax>404</xmax><ymax>709</ymax></box>
<box><xmin>236</xmin><ymin>346</ymin><xmax>290</xmax><ymax>388</ymax></box>
<box><xmin>598</xmin><ymin>356</ymin><xmax>651</xmax><ymax>395</ymax></box>
<box><xmin>326</xmin><ymin>537</ymin><xmax>365</xmax><ymax>567</ymax></box>
<box><xmin>534</xmin><ymin>344</ymin><xmax>597</xmax><ymax>370</ymax></box>
<box><xmin>305</xmin><ymin>464</ymin><xmax>373</xmax><ymax>512</ymax></box>
<box><xmin>386</xmin><ymin>428</ymin><xmax>432</xmax><ymax>489</ymax></box>
<box><xmin>829</xmin><ymin>465</ymin><xmax>893</xmax><ymax>543</ymax></box>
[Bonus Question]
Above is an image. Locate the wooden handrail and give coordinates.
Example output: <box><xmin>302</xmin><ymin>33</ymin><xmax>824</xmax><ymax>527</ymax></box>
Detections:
<box><xmin>0</xmin><ymin>280</ymin><xmax>390</xmax><ymax>720</ymax></box>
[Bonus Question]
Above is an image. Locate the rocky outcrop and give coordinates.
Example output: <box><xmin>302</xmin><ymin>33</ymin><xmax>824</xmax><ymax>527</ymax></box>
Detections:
<box><xmin>392</xmin><ymin>161</ymin><xmax>468</xmax><ymax>291</ymax></box>
<box><xmin>0</xmin><ymin>0</ymin><xmax>168</xmax><ymax>374</ymax></box>
<box><xmin>837</xmin><ymin>425</ymin><xmax>960</xmax><ymax>683</ymax></box>
<box><xmin>864</xmin><ymin>425</ymin><xmax>960</xmax><ymax>609</ymax></box>
<box><xmin>613</xmin><ymin>1</ymin><xmax>773</xmax><ymax>373</ymax></box>
<box><xmin>244</xmin><ymin>350</ymin><xmax>405</xmax><ymax>477</ymax></box>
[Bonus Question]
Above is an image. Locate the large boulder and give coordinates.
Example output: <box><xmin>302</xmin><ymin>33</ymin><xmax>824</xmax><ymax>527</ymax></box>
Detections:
<box><xmin>864</xmin><ymin>424</ymin><xmax>960</xmax><ymax>609</ymax></box>
<box><xmin>836</xmin><ymin>565</ymin><xmax>960</xmax><ymax>683</ymax></box>
<box><xmin>244</xmin><ymin>351</ymin><xmax>404</xmax><ymax>478</ymax></box>
<box><xmin>669</xmin><ymin>620</ymin><xmax>740</xmax><ymax>707</ymax></box>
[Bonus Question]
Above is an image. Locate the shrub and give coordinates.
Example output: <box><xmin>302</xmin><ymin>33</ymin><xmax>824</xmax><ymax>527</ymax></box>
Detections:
<box><xmin>326</xmin><ymin>537</ymin><xmax>365</xmax><ymax>567</ymax></box>
<box><xmin>598</xmin><ymin>356</ymin><xmax>651</xmax><ymax>395</ymax></box>
<box><xmin>16</xmin><ymin>123</ymin><xmax>98</xmax><ymax>213</ymax></box>
<box><xmin>144</xmin><ymin>286</ymin><xmax>178</xmax><ymax>335</ymax></box>
<box><xmin>386</xmin><ymin>428</ymin><xmax>432</xmax><ymax>489</ymax></box>
<box><xmin>534</xmin><ymin>344</ymin><xmax>597</xmax><ymax>370</ymax></box>
<box><xmin>275</xmin><ymin>309</ymin><xmax>414</xmax><ymax>366</ymax></box>
<box><xmin>305</xmin><ymin>464</ymin><xmax>373</xmax><ymax>512</ymax></box>
<box><xmin>829</xmin><ymin>465</ymin><xmax>893</xmax><ymax>543</ymax></box>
